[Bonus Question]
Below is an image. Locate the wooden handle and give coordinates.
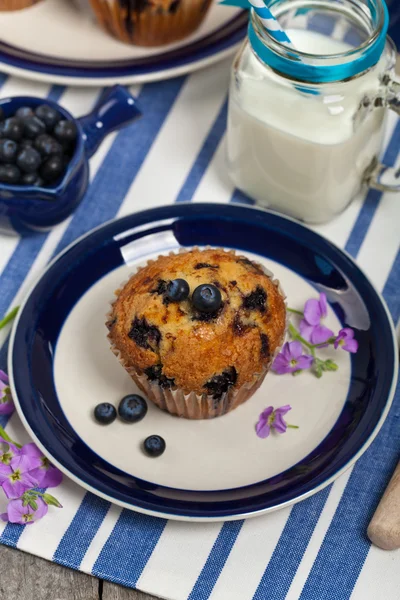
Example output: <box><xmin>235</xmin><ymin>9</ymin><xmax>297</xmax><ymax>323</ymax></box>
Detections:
<box><xmin>368</xmin><ymin>461</ymin><xmax>400</xmax><ymax>550</ymax></box>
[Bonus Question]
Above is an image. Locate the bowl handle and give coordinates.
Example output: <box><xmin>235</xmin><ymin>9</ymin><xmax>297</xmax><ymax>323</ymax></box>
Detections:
<box><xmin>78</xmin><ymin>85</ymin><xmax>142</xmax><ymax>159</ymax></box>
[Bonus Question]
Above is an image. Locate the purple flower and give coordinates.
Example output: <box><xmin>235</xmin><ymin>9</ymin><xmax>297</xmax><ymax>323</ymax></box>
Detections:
<box><xmin>0</xmin><ymin>370</ymin><xmax>14</xmax><ymax>416</ymax></box>
<box><xmin>300</xmin><ymin>293</ymin><xmax>334</xmax><ymax>345</ymax></box>
<box><xmin>20</xmin><ymin>443</ymin><xmax>63</xmax><ymax>488</ymax></box>
<box><xmin>1</xmin><ymin>496</ymin><xmax>48</xmax><ymax>525</ymax></box>
<box><xmin>0</xmin><ymin>440</ymin><xmax>19</xmax><ymax>467</ymax></box>
<box><xmin>0</xmin><ymin>370</ymin><xmax>9</xmax><ymax>386</ymax></box>
<box><xmin>334</xmin><ymin>328</ymin><xmax>358</xmax><ymax>353</ymax></box>
<box><xmin>272</xmin><ymin>341</ymin><xmax>314</xmax><ymax>375</ymax></box>
<box><xmin>0</xmin><ymin>453</ymin><xmax>39</xmax><ymax>499</ymax></box>
<box><xmin>256</xmin><ymin>405</ymin><xmax>292</xmax><ymax>438</ymax></box>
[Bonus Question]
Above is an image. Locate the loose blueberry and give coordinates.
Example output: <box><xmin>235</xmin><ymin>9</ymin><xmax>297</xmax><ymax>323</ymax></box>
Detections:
<box><xmin>118</xmin><ymin>394</ymin><xmax>148</xmax><ymax>423</ymax></box>
<box><xmin>54</xmin><ymin>120</ymin><xmax>78</xmax><ymax>144</ymax></box>
<box><xmin>17</xmin><ymin>147</ymin><xmax>42</xmax><ymax>174</ymax></box>
<box><xmin>35</xmin><ymin>104</ymin><xmax>61</xmax><ymax>130</ymax></box>
<box><xmin>0</xmin><ymin>139</ymin><xmax>18</xmax><ymax>163</ymax></box>
<box><xmin>0</xmin><ymin>164</ymin><xmax>21</xmax><ymax>184</ymax></box>
<box><xmin>94</xmin><ymin>403</ymin><xmax>117</xmax><ymax>425</ymax></box>
<box><xmin>34</xmin><ymin>134</ymin><xmax>63</xmax><ymax>157</ymax></box>
<box><xmin>166</xmin><ymin>278</ymin><xmax>190</xmax><ymax>302</ymax></box>
<box><xmin>143</xmin><ymin>435</ymin><xmax>166</xmax><ymax>458</ymax></box>
<box><xmin>22</xmin><ymin>115</ymin><xmax>46</xmax><ymax>139</ymax></box>
<box><xmin>40</xmin><ymin>155</ymin><xmax>64</xmax><ymax>182</ymax></box>
<box><xmin>15</xmin><ymin>106</ymin><xmax>34</xmax><ymax>119</ymax></box>
<box><xmin>21</xmin><ymin>172</ymin><xmax>44</xmax><ymax>187</ymax></box>
<box><xmin>2</xmin><ymin>118</ymin><xmax>23</xmax><ymax>142</ymax></box>
<box><xmin>192</xmin><ymin>283</ymin><xmax>222</xmax><ymax>314</ymax></box>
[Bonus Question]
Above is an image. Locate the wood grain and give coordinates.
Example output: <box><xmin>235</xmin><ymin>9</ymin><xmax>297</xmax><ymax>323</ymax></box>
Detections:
<box><xmin>102</xmin><ymin>581</ymin><xmax>159</xmax><ymax>599</ymax></box>
<box><xmin>0</xmin><ymin>544</ymin><xmax>161</xmax><ymax>600</ymax></box>
<box><xmin>368</xmin><ymin>461</ymin><xmax>400</xmax><ymax>551</ymax></box>
<box><xmin>0</xmin><ymin>545</ymin><xmax>99</xmax><ymax>600</ymax></box>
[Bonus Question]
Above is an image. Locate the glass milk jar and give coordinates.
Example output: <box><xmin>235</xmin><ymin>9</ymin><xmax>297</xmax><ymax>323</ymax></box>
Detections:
<box><xmin>227</xmin><ymin>0</ymin><xmax>400</xmax><ymax>224</ymax></box>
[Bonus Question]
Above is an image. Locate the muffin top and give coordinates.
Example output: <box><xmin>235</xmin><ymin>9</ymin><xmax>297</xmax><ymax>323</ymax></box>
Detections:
<box><xmin>122</xmin><ymin>0</ymin><xmax>182</xmax><ymax>12</ymax></box>
<box><xmin>108</xmin><ymin>249</ymin><xmax>286</xmax><ymax>397</ymax></box>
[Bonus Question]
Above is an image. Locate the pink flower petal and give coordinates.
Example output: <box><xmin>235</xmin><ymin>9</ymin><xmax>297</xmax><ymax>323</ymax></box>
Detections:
<box><xmin>288</xmin><ymin>341</ymin><xmax>303</xmax><ymax>360</ymax></box>
<box><xmin>0</xmin><ymin>465</ymin><xmax>12</xmax><ymax>481</ymax></box>
<box><xmin>333</xmin><ymin>334</ymin><xmax>344</xmax><ymax>350</ymax></box>
<box><xmin>281</xmin><ymin>342</ymin><xmax>293</xmax><ymax>362</ymax></box>
<box><xmin>341</xmin><ymin>328</ymin><xmax>354</xmax><ymax>338</ymax></box>
<box><xmin>319</xmin><ymin>293</ymin><xmax>328</xmax><ymax>318</ymax></box>
<box><xmin>310</xmin><ymin>325</ymin><xmax>334</xmax><ymax>345</ymax></box>
<box><xmin>259</xmin><ymin>406</ymin><xmax>274</xmax><ymax>421</ymax></box>
<box><xmin>2</xmin><ymin>479</ymin><xmax>32</xmax><ymax>499</ymax></box>
<box><xmin>19</xmin><ymin>443</ymin><xmax>43</xmax><ymax>465</ymax></box>
<box><xmin>275</xmin><ymin>405</ymin><xmax>292</xmax><ymax>417</ymax></box>
<box><xmin>0</xmin><ymin>512</ymin><xmax>8</xmax><ymax>522</ymax></box>
<box><xmin>343</xmin><ymin>339</ymin><xmax>358</xmax><ymax>353</ymax></box>
<box><xmin>10</xmin><ymin>453</ymin><xmax>38</xmax><ymax>473</ymax></box>
<box><xmin>272</xmin><ymin>355</ymin><xmax>291</xmax><ymax>375</ymax></box>
<box><xmin>31</xmin><ymin>465</ymin><xmax>63</xmax><ymax>488</ymax></box>
<box><xmin>5</xmin><ymin>496</ymin><xmax>48</xmax><ymax>525</ymax></box>
<box><xmin>273</xmin><ymin>413</ymin><xmax>288</xmax><ymax>434</ymax></box>
<box><xmin>256</xmin><ymin>421</ymin><xmax>271</xmax><ymax>439</ymax></box>
<box><xmin>5</xmin><ymin>498</ymin><xmax>27</xmax><ymax>523</ymax></box>
<box><xmin>0</xmin><ymin>402</ymin><xmax>14</xmax><ymax>416</ymax></box>
<box><xmin>296</xmin><ymin>355</ymin><xmax>314</xmax><ymax>370</ymax></box>
<box><xmin>33</xmin><ymin>497</ymin><xmax>48</xmax><ymax>521</ymax></box>
<box><xmin>0</xmin><ymin>370</ymin><xmax>9</xmax><ymax>385</ymax></box>
<box><xmin>303</xmin><ymin>298</ymin><xmax>322</xmax><ymax>326</ymax></box>
<box><xmin>299</xmin><ymin>320</ymin><xmax>314</xmax><ymax>342</ymax></box>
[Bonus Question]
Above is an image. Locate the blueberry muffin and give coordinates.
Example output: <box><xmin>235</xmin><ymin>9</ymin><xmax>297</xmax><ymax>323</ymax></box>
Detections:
<box><xmin>82</xmin><ymin>0</ymin><xmax>213</xmax><ymax>47</ymax></box>
<box><xmin>107</xmin><ymin>249</ymin><xmax>286</xmax><ymax>419</ymax></box>
<box><xmin>0</xmin><ymin>0</ymin><xmax>42</xmax><ymax>10</ymax></box>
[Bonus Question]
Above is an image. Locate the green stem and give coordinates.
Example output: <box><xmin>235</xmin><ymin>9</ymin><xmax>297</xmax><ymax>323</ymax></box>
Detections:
<box><xmin>287</xmin><ymin>424</ymin><xmax>299</xmax><ymax>429</ymax></box>
<box><xmin>0</xmin><ymin>307</ymin><xmax>19</xmax><ymax>330</ymax></box>
<box><xmin>314</xmin><ymin>337</ymin><xmax>336</xmax><ymax>349</ymax></box>
<box><xmin>287</xmin><ymin>308</ymin><xmax>304</xmax><ymax>316</ymax></box>
<box><xmin>0</xmin><ymin>425</ymin><xmax>22</xmax><ymax>448</ymax></box>
<box><xmin>288</xmin><ymin>323</ymin><xmax>316</xmax><ymax>356</ymax></box>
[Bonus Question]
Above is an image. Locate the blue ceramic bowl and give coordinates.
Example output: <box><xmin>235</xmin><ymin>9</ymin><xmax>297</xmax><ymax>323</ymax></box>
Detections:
<box><xmin>0</xmin><ymin>85</ymin><xmax>141</xmax><ymax>235</ymax></box>
<box><xmin>387</xmin><ymin>0</ymin><xmax>400</xmax><ymax>49</ymax></box>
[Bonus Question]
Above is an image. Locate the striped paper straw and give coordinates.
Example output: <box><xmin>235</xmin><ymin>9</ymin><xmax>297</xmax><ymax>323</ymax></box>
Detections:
<box><xmin>248</xmin><ymin>0</ymin><xmax>295</xmax><ymax>47</ymax></box>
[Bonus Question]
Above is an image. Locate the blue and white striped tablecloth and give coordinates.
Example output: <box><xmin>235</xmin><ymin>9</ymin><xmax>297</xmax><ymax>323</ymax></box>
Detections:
<box><xmin>0</xmin><ymin>62</ymin><xmax>399</xmax><ymax>600</ymax></box>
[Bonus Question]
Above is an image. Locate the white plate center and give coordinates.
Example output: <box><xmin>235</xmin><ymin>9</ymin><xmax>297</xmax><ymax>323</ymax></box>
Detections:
<box><xmin>54</xmin><ymin>252</ymin><xmax>351</xmax><ymax>491</ymax></box>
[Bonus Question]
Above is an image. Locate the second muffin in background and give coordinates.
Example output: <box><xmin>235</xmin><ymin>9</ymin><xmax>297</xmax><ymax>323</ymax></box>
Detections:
<box><xmin>83</xmin><ymin>0</ymin><xmax>214</xmax><ymax>47</ymax></box>
<box><xmin>0</xmin><ymin>0</ymin><xmax>41</xmax><ymax>11</ymax></box>
<box><xmin>107</xmin><ymin>249</ymin><xmax>286</xmax><ymax>419</ymax></box>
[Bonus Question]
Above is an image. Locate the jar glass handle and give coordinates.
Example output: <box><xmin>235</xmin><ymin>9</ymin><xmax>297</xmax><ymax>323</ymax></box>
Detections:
<box><xmin>367</xmin><ymin>80</ymin><xmax>400</xmax><ymax>193</ymax></box>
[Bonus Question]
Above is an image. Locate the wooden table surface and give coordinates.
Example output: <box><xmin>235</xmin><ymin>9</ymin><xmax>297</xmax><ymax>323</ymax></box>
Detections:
<box><xmin>0</xmin><ymin>544</ymin><xmax>159</xmax><ymax>600</ymax></box>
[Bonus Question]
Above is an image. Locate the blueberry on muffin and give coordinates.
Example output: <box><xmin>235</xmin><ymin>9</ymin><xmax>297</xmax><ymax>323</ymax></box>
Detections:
<box><xmin>107</xmin><ymin>249</ymin><xmax>286</xmax><ymax>419</ymax></box>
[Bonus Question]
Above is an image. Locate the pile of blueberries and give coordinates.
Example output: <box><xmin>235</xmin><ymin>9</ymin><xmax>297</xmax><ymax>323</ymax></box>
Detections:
<box><xmin>94</xmin><ymin>395</ymin><xmax>166</xmax><ymax>458</ymax></box>
<box><xmin>0</xmin><ymin>104</ymin><xmax>77</xmax><ymax>187</ymax></box>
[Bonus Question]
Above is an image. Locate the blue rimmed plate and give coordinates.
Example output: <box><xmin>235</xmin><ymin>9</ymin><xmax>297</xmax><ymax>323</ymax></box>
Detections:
<box><xmin>0</xmin><ymin>1</ymin><xmax>247</xmax><ymax>86</ymax></box>
<box><xmin>9</xmin><ymin>204</ymin><xmax>398</xmax><ymax>521</ymax></box>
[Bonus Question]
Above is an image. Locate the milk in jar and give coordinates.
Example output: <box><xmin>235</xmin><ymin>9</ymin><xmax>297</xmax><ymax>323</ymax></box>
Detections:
<box><xmin>227</xmin><ymin>1</ymin><xmax>399</xmax><ymax>224</ymax></box>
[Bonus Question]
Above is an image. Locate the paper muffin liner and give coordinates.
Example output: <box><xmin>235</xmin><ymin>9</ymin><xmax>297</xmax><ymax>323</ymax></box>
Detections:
<box><xmin>83</xmin><ymin>0</ymin><xmax>213</xmax><ymax>47</ymax></box>
<box><xmin>107</xmin><ymin>248</ymin><xmax>287</xmax><ymax>420</ymax></box>
<box><xmin>0</xmin><ymin>0</ymin><xmax>41</xmax><ymax>10</ymax></box>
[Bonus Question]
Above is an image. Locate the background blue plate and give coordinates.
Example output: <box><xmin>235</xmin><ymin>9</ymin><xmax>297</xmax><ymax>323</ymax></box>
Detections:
<box><xmin>0</xmin><ymin>11</ymin><xmax>247</xmax><ymax>84</ymax></box>
<box><xmin>9</xmin><ymin>204</ymin><xmax>398</xmax><ymax>520</ymax></box>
